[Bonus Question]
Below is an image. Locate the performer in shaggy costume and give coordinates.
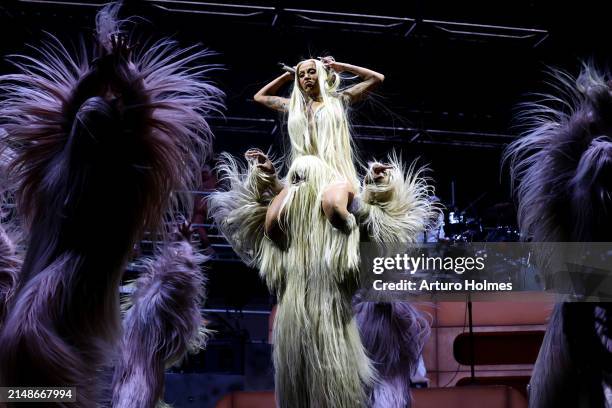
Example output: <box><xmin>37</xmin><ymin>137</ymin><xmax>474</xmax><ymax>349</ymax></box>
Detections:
<box><xmin>505</xmin><ymin>64</ymin><xmax>612</xmax><ymax>407</ymax></box>
<box><xmin>0</xmin><ymin>2</ymin><xmax>221</xmax><ymax>406</ymax></box>
<box><xmin>111</xmin><ymin>222</ymin><xmax>209</xmax><ymax>408</ymax></box>
<box><xmin>210</xmin><ymin>57</ymin><xmax>434</xmax><ymax>408</ymax></box>
<box><xmin>353</xmin><ymin>297</ymin><xmax>430</xmax><ymax>408</ymax></box>
<box><xmin>352</xmin><ymin>162</ymin><xmax>433</xmax><ymax>408</ymax></box>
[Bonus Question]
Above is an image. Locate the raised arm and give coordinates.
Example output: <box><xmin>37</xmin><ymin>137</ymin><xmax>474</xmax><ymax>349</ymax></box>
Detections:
<box><xmin>322</xmin><ymin>57</ymin><xmax>384</xmax><ymax>104</ymax></box>
<box><xmin>253</xmin><ymin>72</ymin><xmax>293</xmax><ymax>112</ymax></box>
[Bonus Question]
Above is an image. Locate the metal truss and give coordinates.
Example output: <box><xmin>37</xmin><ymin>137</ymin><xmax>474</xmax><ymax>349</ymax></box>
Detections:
<box><xmin>17</xmin><ymin>0</ymin><xmax>549</xmax><ymax>46</ymax></box>
<box><xmin>10</xmin><ymin>0</ymin><xmax>524</xmax><ymax>266</ymax></box>
<box><xmin>208</xmin><ymin>115</ymin><xmax>516</xmax><ymax>149</ymax></box>
<box><xmin>422</xmin><ymin>19</ymin><xmax>548</xmax><ymax>47</ymax></box>
<box><xmin>17</xmin><ymin>0</ymin><xmax>105</xmax><ymax>6</ymax></box>
<box><xmin>142</xmin><ymin>1</ymin><xmax>547</xmax><ymax>45</ymax></box>
<box><xmin>148</xmin><ymin>0</ymin><xmax>276</xmax><ymax>24</ymax></box>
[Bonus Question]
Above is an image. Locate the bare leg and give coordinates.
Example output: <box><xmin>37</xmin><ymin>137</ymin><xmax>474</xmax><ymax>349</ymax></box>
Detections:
<box><xmin>322</xmin><ymin>181</ymin><xmax>356</xmax><ymax>234</ymax></box>
<box><xmin>266</xmin><ymin>179</ymin><xmax>355</xmax><ymax>245</ymax></box>
<box><xmin>265</xmin><ymin>186</ymin><xmax>289</xmax><ymax>248</ymax></box>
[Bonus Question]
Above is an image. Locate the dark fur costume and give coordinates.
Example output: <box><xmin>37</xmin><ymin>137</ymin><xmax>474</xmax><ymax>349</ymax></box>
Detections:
<box><xmin>0</xmin><ymin>225</ymin><xmax>20</xmax><ymax>327</ymax></box>
<box><xmin>111</xmin><ymin>236</ymin><xmax>208</xmax><ymax>408</ymax></box>
<box><xmin>505</xmin><ymin>65</ymin><xmax>612</xmax><ymax>407</ymax></box>
<box><xmin>0</xmin><ymin>2</ymin><xmax>221</xmax><ymax>406</ymax></box>
<box><xmin>353</xmin><ymin>300</ymin><xmax>430</xmax><ymax>408</ymax></box>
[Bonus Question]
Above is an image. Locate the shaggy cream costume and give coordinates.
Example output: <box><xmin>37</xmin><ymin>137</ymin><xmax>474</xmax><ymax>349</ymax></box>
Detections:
<box><xmin>210</xmin><ymin>60</ymin><xmax>433</xmax><ymax>408</ymax></box>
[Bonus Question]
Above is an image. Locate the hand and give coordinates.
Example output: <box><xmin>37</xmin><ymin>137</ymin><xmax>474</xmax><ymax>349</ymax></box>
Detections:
<box><xmin>109</xmin><ymin>33</ymin><xmax>133</xmax><ymax>61</ymax></box>
<box><xmin>320</xmin><ymin>56</ymin><xmax>341</xmax><ymax>72</ymax></box>
<box><xmin>245</xmin><ymin>148</ymin><xmax>275</xmax><ymax>174</ymax></box>
<box><xmin>173</xmin><ymin>220</ymin><xmax>192</xmax><ymax>241</ymax></box>
<box><xmin>369</xmin><ymin>163</ymin><xmax>394</xmax><ymax>184</ymax></box>
<box><xmin>93</xmin><ymin>33</ymin><xmax>134</xmax><ymax>80</ymax></box>
<box><xmin>278</xmin><ymin>62</ymin><xmax>296</xmax><ymax>76</ymax></box>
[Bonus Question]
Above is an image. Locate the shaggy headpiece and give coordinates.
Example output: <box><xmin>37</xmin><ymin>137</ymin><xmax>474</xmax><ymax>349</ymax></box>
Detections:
<box><xmin>505</xmin><ymin>64</ymin><xmax>612</xmax><ymax>243</ymax></box>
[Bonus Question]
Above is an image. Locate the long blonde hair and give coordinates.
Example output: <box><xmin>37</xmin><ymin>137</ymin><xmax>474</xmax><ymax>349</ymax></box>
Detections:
<box><xmin>287</xmin><ymin>59</ymin><xmax>358</xmax><ymax>187</ymax></box>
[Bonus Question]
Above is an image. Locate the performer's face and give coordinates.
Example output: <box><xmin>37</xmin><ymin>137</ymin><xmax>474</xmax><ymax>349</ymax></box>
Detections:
<box><xmin>297</xmin><ymin>60</ymin><xmax>320</xmax><ymax>98</ymax></box>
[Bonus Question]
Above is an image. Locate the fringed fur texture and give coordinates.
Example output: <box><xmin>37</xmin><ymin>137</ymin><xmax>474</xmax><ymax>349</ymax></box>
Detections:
<box><xmin>0</xmin><ymin>14</ymin><xmax>223</xmax><ymax>232</ymax></box>
<box><xmin>353</xmin><ymin>299</ymin><xmax>430</xmax><ymax>408</ymax></box>
<box><xmin>111</xmin><ymin>238</ymin><xmax>208</xmax><ymax>408</ymax></box>
<box><xmin>265</xmin><ymin>155</ymin><xmax>373</xmax><ymax>408</ymax></box>
<box><xmin>208</xmin><ymin>152</ymin><xmax>282</xmax><ymax>272</ymax></box>
<box><xmin>209</xmin><ymin>150</ymin><xmax>438</xmax><ymax>407</ymax></box>
<box><xmin>504</xmin><ymin>64</ymin><xmax>612</xmax><ymax>243</ymax></box>
<box><xmin>1</xmin><ymin>254</ymin><xmax>109</xmax><ymax>407</ymax></box>
<box><xmin>528</xmin><ymin>303</ymin><xmax>580</xmax><ymax>408</ymax></box>
<box><xmin>529</xmin><ymin>303</ymin><xmax>612</xmax><ymax>408</ymax></box>
<box><xmin>0</xmin><ymin>224</ymin><xmax>21</xmax><ymax>326</ymax></box>
<box><xmin>287</xmin><ymin>59</ymin><xmax>359</xmax><ymax>188</ymax></box>
<box><xmin>0</xmin><ymin>2</ymin><xmax>222</xmax><ymax>404</ymax></box>
<box><xmin>505</xmin><ymin>64</ymin><xmax>612</xmax><ymax>408</ymax></box>
<box><xmin>359</xmin><ymin>155</ymin><xmax>437</xmax><ymax>244</ymax></box>
<box><xmin>210</xmin><ymin>153</ymin><xmax>373</xmax><ymax>407</ymax></box>
<box><xmin>0</xmin><ymin>145</ymin><xmax>14</xmax><ymax>211</ymax></box>
<box><xmin>95</xmin><ymin>1</ymin><xmax>122</xmax><ymax>54</ymax></box>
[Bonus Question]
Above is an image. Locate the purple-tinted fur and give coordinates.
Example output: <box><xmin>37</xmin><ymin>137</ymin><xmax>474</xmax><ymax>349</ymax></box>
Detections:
<box><xmin>505</xmin><ymin>64</ymin><xmax>612</xmax><ymax>408</ymax></box>
<box><xmin>111</xmin><ymin>238</ymin><xmax>208</xmax><ymax>408</ymax></box>
<box><xmin>505</xmin><ymin>65</ymin><xmax>612</xmax><ymax>244</ymax></box>
<box><xmin>354</xmin><ymin>300</ymin><xmax>430</xmax><ymax>408</ymax></box>
<box><xmin>0</xmin><ymin>2</ymin><xmax>222</xmax><ymax>405</ymax></box>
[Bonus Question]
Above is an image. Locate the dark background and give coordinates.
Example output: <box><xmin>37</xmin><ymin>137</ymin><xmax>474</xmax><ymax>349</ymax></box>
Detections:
<box><xmin>2</xmin><ymin>0</ymin><xmax>610</xmax><ymax>214</ymax></box>
<box><xmin>1</xmin><ymin>2</ymin><xmax>610</xmax><ymax>399</ymax></box>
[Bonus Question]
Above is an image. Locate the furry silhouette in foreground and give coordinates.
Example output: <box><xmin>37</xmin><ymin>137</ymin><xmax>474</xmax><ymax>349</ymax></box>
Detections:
<box><xmin>505</xmin><ymin>64</ymin><xmax>612</xmax><ymax>407</ymax></box>
<box><xmin>0</xmin><ymin>2</ymin><xmax>221</xmax><ymax>406</ymax></box>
